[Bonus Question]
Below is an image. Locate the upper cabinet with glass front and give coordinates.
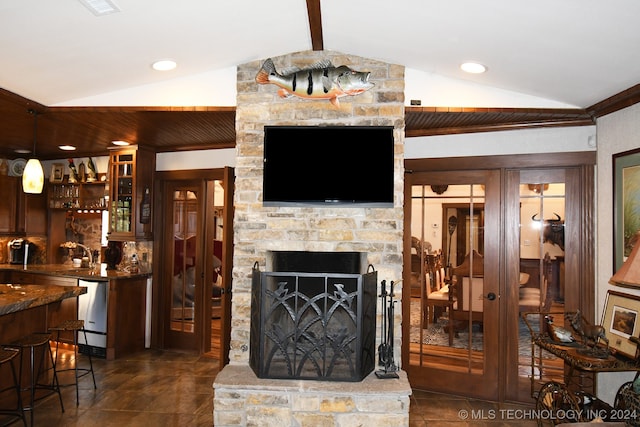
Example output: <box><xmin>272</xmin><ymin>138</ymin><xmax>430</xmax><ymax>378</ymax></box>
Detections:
<box><xmin>107</xmin><ymin>145</ymin><xmax>155</xmax><ymax>241</ymax></box>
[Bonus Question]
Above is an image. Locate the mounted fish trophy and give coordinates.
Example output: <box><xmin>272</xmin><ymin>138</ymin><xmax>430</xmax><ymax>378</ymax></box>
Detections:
<box><xmin>255</xmin><ymin>58</ymin><xmax>374</xmax><ymax>107</ymax></box>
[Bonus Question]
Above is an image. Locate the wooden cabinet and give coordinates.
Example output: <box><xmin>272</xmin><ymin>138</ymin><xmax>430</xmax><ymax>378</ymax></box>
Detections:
<box><xmin>106</xmin><ymin>276</ymin><xmax>148</xmax><ymax>359</ymax></box>
<box><xmin>0</xmin><ymin>175</ymin><xmax>47</xmax><ymax>236</ymax></box>
<box><xmin>107</xmin><ymin>145</ymin><xmax>154</xmax><ymax>241</ymax></box>
<box><xmin>0</xmin><ymin>175</ymin><xmax>20</xmax><ymax>234</ymax></box>
<box><xmin>23</xmin><ymin>191</ymin><xmax>48</xmax><ymax>235</ymax></box>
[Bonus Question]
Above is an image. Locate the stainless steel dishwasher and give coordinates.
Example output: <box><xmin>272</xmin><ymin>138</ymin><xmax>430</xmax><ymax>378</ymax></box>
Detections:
<box><xmin>78</xmin><ymin>279</ymin><xmax>108</xmax><ymax>358</ymax></box>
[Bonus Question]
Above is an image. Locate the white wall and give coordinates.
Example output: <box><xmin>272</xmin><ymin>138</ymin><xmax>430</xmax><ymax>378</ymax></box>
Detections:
<box><xmin>404</xmin><ymin>68</ymin><xmax>578</xmax><ymax>109</ymax></box>
<box><xmin>155</xmin><ymin>148</ymin><xmax>236</xmax><ymax>171</ymax></box>
<box><xmin>405</xmin><ymin>125</ymin><xmax>596</xmax><ymax>159</ymax></box>
<box><xmin>595</xmin><ymin>103</ymin><xmax>640</xmax><ymax>404</ymax></box>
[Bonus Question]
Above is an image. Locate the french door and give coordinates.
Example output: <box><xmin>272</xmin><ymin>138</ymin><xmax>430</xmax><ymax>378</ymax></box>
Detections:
<box><xmin>403</xmin><ymin>154</ymin><xmax>595</xmax><ymax>404</ymax></box>
<box><xmin>403</xmin><ymin>169</ymin><xmax>501</xmax><ymax>400</ymax></box>
<box><xmin>164</xmin><ymin>181</ymin><xmax>202</xmax><ymax>351</ymax></box>
<box><xmin>155</xmin><ymin>168</ymin><xmax>234</xmax><ymax>361</ymax></box>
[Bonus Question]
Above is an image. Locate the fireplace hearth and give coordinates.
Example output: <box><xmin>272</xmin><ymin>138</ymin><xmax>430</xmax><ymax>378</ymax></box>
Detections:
<box><xmin>250</xmin><ymin>251</ymin><xmax>377</xmax><ymax>381</ymax></box>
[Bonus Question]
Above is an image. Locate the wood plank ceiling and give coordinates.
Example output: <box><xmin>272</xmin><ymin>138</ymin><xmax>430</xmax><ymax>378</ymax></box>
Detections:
<box><xmin>3</xmin><ymin>0</ymin><xmax>638</xmax><ymax>161</ymax></box>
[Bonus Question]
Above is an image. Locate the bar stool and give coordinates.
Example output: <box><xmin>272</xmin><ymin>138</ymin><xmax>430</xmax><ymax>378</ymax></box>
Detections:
<box><xmin>0</xmin><ymin>347</ymin><xmax>27</xmax><ymax>427</ymax></box>
<box><xmin>49</xmin><ymin>319</ymin><xmax>96</xmax><ymax>406</ymax></box>
<box><xmin>9</xmin><ymin>333</ymin><xmax>64</xmax><ymax>427</ymax></box>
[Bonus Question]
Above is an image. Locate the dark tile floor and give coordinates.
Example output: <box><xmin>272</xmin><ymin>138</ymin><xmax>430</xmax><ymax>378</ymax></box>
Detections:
<box><xmin>1</xmin><ymin>346</ymin><xmax>538</xmax><ymax>426</ymax></box>
<box><xmin>409</xmin><ymin>389</ymin><xmax>537</xmax><ymax>426</ymax></box>
<box><xmin>2</xmin><ymin>347</ymin><xmax>218</xmax><ymax>427</ymax></box>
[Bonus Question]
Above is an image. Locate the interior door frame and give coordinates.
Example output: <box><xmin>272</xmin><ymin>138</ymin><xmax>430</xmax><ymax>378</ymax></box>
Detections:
<box><xmin>404</xmin><ymin>152</ymin><xmax>595</xmax><ymax>403</ymax></box>
<box><xmin>151</xmin><ymin>167</ymin><xmax>234</xmax><ymax>361</ymax></box>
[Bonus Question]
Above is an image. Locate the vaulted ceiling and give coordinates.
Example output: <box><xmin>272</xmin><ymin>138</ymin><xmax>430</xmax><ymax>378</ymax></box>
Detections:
<box><xmin>1</xmin><ymin>1</ymin><xmax>639</xmax><ymax>160</ymax></box>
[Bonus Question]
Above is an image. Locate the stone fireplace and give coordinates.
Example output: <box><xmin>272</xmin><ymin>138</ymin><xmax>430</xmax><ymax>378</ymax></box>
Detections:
<box><xmin>213</xmin><ymin>50</ymin><xmax>411</xmax><ymax>426</ymax></box>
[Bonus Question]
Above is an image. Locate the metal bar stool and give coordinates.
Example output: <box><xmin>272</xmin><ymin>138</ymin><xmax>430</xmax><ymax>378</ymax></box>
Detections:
<box><xmin>9</xmin><ymin>333</ymin><xmax>64</xmax><ymax>427</ymax></box>
<box><xmin>49</xmin><ymin>319</ymin><xmax>96</xmax><ymax>406</ymax></box>
<box><xmin>0</xmin><ymin>347</ymin><xmax>27</xmax><ymax>427</ymax></box>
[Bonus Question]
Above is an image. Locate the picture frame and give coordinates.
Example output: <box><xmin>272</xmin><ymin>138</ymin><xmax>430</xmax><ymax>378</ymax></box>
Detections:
<box><xmin>50</xmin><ymin>163</ymin><xmax>64</xmax><ymax>183</ymax></box>
<box><xmin>613</xmin><ymin>148</ymin><xmax>640</xmax><ymax>274</ymax></box>
<box><xmin>602</xmin><ymin>290</ymin><xmax>640</xmax><ymax>358</ymax></box>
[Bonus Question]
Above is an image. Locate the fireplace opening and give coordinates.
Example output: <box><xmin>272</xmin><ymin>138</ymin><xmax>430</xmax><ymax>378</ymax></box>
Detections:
<box><xmin>250</xmin><ymin>251</ymin><xmax>377</xmax><ymax>381</ymax></box>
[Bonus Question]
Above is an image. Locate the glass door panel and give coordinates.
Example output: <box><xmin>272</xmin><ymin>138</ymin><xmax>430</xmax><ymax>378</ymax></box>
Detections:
<box><xmin>409</xmin><ymin>184</ymin><xmax>485</xmax><ymax>367</ymax></box>
<box><xmin>109</xmin><ymin>152</ymin><xmax>134</xmax><ymax>235</ymax></box>
<box><xmin>518</xmin><ymin>174</ymin><xmax>566</xmax><ymax>397</ymax></box>
<box><xmin>171</xmin><ymin>189</ymin><xmax>198</xmax><ymax>334</ymax></box>
<box><xmin>210</xmin><ymin>180</ymin><xmax>224</xmax><ymax>355</ymax></box>
<box><xmin>405</xmin><ymin>170</ymin><xmax>499</xmax><ymax>399</ymax></box>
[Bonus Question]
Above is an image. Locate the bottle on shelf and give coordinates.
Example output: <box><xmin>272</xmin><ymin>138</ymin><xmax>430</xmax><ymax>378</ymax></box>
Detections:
<box><xmin>130</xmin><ymin>253</ymin><xmax>139</xmax><ymax>273</ymax></box>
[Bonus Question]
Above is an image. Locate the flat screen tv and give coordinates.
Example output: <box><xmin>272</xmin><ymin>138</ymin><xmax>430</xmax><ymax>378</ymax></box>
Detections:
<box><xmin>263</xmin><ymin>125</ymin><xmax>395</xmax><ymax>207</ymax></box>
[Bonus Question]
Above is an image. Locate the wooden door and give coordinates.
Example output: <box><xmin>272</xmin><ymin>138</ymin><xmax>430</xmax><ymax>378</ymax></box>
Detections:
<box><xmin>403</xmin><ymin>154</ymin><xmax>595</xmax><ymax>404</ymax></box>
<box><xmin>403</xmin><ymin>169</ymin><xmax>501</xmax><ymax>400</ymax></box>
<box><xmin>203</xmin><ymin>167</ymin><xmax>234</xmax><ymax>363</ymax></box>
<box><xmin>154</xmin><ymin>168</ymin><xmax>233</xmax><ymax>360</ymax></box>
<box><xmin>164</xmin><ymin>180</ymin><xmax>202</xmax><ymax>351</ymax></box>
<box><xmin>505</xmin><ymin>168</ymin><xmax>586</xmax><ymax>403</ymax></box>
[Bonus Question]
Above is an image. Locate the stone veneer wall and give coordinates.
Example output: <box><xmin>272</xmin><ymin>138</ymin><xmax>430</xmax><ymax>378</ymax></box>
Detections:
<box><xmin>214</xmin><ymin>50</ymin><xmax>409</xmax><ymax>426</ymax></box>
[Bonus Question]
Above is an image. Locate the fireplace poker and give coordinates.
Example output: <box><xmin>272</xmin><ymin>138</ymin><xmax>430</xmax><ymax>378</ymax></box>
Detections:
<box><xmin>378</xmin><ymin>280</ymin><xmax>388</xmax><ymax>365</ymax></box>
<box><xmin>376</xmin><ymin>279</ymin><xmax>399</xmax><ymax>379</ymax></box>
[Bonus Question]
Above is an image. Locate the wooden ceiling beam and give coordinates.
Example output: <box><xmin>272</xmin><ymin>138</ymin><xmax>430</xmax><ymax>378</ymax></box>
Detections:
<box><xmin>306</xmin><ymin>0</ymin><xmax>324</xmax><ymax>51</ymax></box>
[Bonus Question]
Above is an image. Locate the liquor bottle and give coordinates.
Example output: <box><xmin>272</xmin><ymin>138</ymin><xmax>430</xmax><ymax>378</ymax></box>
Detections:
<box><xmin>130</xmin><ymin>253</ymin><xmax>139</xmax><ymax>274</ymax></box>
<box><xmin>140</xmin><ymin>187</ymin><xmax>151</xmax><ymax>224</ymax></box>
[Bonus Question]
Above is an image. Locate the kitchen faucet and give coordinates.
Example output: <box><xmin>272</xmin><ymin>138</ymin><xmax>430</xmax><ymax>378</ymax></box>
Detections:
<box><xmin>75</xmin><ymin>243</ymin><xmax>93</xmax><ymax>266</ymax></box>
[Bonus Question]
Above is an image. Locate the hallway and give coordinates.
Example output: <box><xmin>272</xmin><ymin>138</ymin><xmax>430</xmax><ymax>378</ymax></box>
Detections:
<box><xmin>1</xmin><ymin>347</ymin><xmax>537</xmax><ymax>426</ymax></box>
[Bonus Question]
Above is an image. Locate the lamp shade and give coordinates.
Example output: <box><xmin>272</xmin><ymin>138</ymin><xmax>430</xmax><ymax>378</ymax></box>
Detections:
<box><xmin>610</xmin><ymin>231</ymin><xmax>640</xmax><ymax>288</ymax></box>
<box><xmin>22</xmin><ymin>158</ymin><xmax>44</xmax><ymax>194</ymax></box>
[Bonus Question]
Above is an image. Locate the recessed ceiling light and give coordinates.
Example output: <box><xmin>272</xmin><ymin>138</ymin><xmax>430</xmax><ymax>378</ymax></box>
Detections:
<box><xmin>78</xmin><ymin>0</ymin><xmax>121</xmax><ymax>16</ymax></box>
<box><xmin>152</xmin><ymin>60</ymin><xmax>177</xmax><ymax>71</ymax></box>
<box><xmin>14</xmin><ymin>149</ymin><xmax>31</xmax><ymax>154</ymax></box>
<box><xmin>111</xmin><ymin>140</ymin><xmax>130</xmax><ymax>146</ymax></box>
<box><xmin>59</xmin><ymin>145</ymin><xmax>77</xmax><ymax>151</ymax></box>
<box><xmin>460</xmin><ymin>62</ymin><xmax>487</xmax><ymax>74</ymax></box>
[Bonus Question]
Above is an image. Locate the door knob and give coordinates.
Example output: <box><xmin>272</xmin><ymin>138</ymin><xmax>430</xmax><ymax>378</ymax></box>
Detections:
<box><xmin>485</xmin><ymin>292</ymin><xmax>497</xmax><ymax>301</ymax></box>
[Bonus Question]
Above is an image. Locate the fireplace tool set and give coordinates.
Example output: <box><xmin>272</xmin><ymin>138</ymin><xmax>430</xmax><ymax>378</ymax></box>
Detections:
<box><xmin>376</xmin><ymin>279</ymin><xmax>399</xmax><ymax>379</ymax></box>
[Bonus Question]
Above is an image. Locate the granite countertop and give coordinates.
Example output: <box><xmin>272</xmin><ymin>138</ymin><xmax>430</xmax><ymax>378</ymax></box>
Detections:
<box><xmin>0</xmin><ymin>264</ymin><xmax>151</xmax><ymax>280</ymax></box>
<box><xmin>0</xmin><ymin>283</ymin><xmax>86</xmax><ymax>316</ymax></box>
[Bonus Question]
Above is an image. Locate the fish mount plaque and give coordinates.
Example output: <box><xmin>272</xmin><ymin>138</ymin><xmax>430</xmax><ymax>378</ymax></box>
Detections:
<box><xmin>255</xmin><ymin>58</ymin><xmax>374</xmax><ymax>107</ymax></box>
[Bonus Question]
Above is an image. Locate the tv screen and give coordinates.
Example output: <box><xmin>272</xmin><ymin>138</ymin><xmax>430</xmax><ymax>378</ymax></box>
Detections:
<box><xmin>263</xmin><ymin>126</ymin><xmax>394</xmax><ymax>207</ymax></box>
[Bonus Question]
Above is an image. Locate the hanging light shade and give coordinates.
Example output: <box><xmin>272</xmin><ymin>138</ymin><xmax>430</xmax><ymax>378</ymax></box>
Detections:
<box><xmin>22</xmin><ymin>109</ymin><xmax>44</xmax><ymax>194</ymax></box>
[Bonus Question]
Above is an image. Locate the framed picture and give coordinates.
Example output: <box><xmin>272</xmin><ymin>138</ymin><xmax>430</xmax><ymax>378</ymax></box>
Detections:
<box><xmin>602</xmin><ymin>290</ymin><xmax>640</xmax><ymax>358</ymax></box>
<box><xmin>50</xmin><ymin>163</ymin><xmax>64</xmax><ymax>183</ymax></box>
<box><xmin>613</xmin><ymin>148</ymin><xmax>640</xmax><ymax>274</ymax></box>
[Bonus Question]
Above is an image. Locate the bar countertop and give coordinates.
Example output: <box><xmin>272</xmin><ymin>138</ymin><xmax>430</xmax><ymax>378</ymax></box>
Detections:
<box><xmin>0</xmin><ymin>283</ymin><xmax>86</xmax><ymax>316</ymax></box>
<box><xmin>0</xmin><ymin>263</ymin><xmax>151</xmax><ymax>280</ymax></box>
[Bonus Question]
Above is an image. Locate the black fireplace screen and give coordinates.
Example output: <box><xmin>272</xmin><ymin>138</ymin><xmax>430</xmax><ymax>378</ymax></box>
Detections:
<box><xmin>250</xmin><ymin>266</ymin><xmax>376</xmax><ymax>381</ymax></box>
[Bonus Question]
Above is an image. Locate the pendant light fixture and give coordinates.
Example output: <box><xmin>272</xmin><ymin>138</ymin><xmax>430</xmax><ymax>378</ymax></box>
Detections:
<box><xmin>22</xmin><ymin>109</ymin><xmax>44</xmax><ymax>194</ymax></box>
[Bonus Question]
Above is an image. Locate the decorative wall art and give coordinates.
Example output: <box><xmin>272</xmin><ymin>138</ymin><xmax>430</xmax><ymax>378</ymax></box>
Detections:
<box><xmin>602</xmin><ymin>290</ymin><xmax>640</xmax><ymax>358</ymax></box>
<box><xmin>50</xmin><ymin>163</ymin><xmax>64</xmax><ymax>183</ymax></box>
<box><xmin>613</xmin><ymin>148</ymin><xmax>640</xmax><ymax>272</ymax></box>
<box><xmin>255</xmin><ymin>58</ymin><xmax>374</xmax><ymax>107</ymax></box>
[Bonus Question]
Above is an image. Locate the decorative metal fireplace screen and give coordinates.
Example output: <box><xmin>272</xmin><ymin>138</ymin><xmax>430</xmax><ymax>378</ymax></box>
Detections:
<box><xmin>250</xmin><ymin>260</ymin><xmax>376</xmax><ymax>382</ymax></box>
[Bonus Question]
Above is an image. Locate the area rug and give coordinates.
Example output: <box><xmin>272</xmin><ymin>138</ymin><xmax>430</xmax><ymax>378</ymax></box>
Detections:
<box><xmin>409</xmin><ymin>299</ymin><xmax>553</xmax><ymax>359</ymax></box>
